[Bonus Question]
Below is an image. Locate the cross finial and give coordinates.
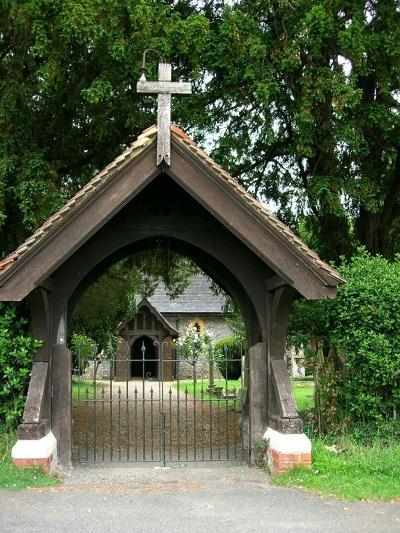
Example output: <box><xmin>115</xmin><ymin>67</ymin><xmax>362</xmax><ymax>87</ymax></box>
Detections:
<box><xmin>137</xmin><ymin>62</ymin><xmax>192</xmax><ymax>165</ymax></box>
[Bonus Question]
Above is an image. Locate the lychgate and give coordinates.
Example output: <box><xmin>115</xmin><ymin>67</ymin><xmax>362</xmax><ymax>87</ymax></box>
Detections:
<box><xmin>0</xmin><ymin>65</ymin><xmax>343</xmax><ymax>473</ymax></box>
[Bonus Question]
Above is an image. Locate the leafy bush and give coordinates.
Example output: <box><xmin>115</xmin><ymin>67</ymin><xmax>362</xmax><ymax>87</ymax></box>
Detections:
<box><xmin>289</xmin><ymin>249</ymin><xmax>400</xmax><ymax>432</ymax></box>
<box><xmin>0</xmin><ymin>305</ymin><xmax>42</xmax><ymax>430</ymax></box>
<box><xmin>70</xmin><ymin>333</ymin><xmax>96</xmax><ymax>372</ymax></box>
<box><xmin>214</xmin><ymin>336</ymin><xmax>242</xmax><ymax>379</ymax></box>
<box><xmin>176</xmin><ymin>326</ymin><xmax>212</xmax><ymax>360</ymax></box>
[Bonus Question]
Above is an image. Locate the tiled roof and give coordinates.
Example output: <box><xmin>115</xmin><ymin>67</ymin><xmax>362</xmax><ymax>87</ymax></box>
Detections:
<box><xmin>0</xmin><ymin>125</ymin><xmax>157</xmax><ymax>274</ymax></box>
<box><xmin>0</xmin><ymin>124</ymin><xmax>343</xmax><ymax>286</ymax></box>
<box><xmin>149</xmin><ymin>274</ymin><xmax>226</xmax><ymax>314</ymax></box>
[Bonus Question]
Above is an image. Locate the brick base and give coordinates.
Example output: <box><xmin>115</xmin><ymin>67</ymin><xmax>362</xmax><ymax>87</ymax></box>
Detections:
<box><xmin>264</xmin><ymin>427</ymin><xmax>312</xmax><ymax>476</ymax></box>
<box><xmin>269</xmin><ymin>449</ymin><xmax>311</xmax><ymax>475</ymax></box>
<box><xmin>13</xmin><ymin>454</ymin><xmax>54</xmax><ymax>474</ymax></box>
<box><xmin>12</xmin><ymin>431</ymin><xmax>57</xmax><ymax>474</ymax></box>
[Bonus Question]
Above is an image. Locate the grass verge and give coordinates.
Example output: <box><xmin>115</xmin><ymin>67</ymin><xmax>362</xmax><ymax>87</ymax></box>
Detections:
<box><xmin>0</xmin><ymin>431</ymin><xmax>59</xmax><ymax>491</ymax></box>
<box><xmin>272</xmin><ymin>379</ymin><xmax>400</xmax><ymax>501</ymax></box>
<box><xmin>273</xmin><ymin>436</ymin><xmax>400</xmax><ymax>501</ymax></box>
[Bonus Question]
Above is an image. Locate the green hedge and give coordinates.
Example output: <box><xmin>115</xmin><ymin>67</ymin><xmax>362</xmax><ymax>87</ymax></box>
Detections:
<box><xmin>213</xmin><ymin>336</ymin><xmax>242</xmax><ymax>379</ymax></box>
<box><xmin>0</xmin><ymin>305</ymin><xmax>42</xmax><ymax>430</ymax></box>
<box><xmin>289</xmin><ymin>249</ymin><xmax>400</xmax><ymax>432</ymax></box>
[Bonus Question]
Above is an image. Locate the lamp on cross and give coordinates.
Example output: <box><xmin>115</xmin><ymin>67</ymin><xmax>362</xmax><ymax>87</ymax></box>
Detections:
<box><xmin>137</xmin><ymin>50</ymin><xmax>192</xmax><ymax>166</ymax></box>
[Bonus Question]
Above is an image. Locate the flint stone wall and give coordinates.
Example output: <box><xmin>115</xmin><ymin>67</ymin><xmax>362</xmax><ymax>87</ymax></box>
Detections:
<box><xmin>83</xmin><ymin>360</ymin><xmax>114</xmax><ymax>380</ymax></box>
<box><xmin>177</xmin><ymin>358</ymin><xmax>223</xmax><ymax>380</ymax></box>
<box><xmin>163</xmin><ymin>313</ymin><xmax>231</xmax><ymax>341</ymax></box>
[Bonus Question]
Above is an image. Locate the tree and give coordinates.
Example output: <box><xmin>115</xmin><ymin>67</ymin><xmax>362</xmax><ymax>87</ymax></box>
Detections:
<box><xmin>0</xmin><ymin>0</ymin><xmax>209</xmax><ymax>257</ymax></box>
<box><xmin>200</xmin><ymin>0</ymin><xmax>400</xmax><ymax>260</ymax></box>
<box><xmin>71</xmin><ymin>249</ymin><xmax>199</xmax><ymax>350</ymax></box>
<box><xmin>289</xmin><ymin>249</ymin><xmax>400</xmax><ymax>432</ymax></box>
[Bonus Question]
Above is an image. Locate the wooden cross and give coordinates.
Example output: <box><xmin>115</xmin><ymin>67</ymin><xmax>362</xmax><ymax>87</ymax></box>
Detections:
<box><xmin>137</xmin><ymin>63</ymin><xmax>192</xmax><ymax>165</ymax></box>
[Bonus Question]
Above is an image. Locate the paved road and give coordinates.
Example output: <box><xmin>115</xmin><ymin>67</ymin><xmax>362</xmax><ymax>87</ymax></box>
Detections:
<box><xmin>0</xmin><ymin>464</ymin><xmax>399</xmax><ymax>532</ymax></box>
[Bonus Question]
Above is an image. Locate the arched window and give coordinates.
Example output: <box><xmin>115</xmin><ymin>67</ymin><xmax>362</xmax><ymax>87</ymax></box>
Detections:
<box><xmin>189</xmin><ymin>318</ymin><xmax>205</xmax><ymax>334</ymax></box>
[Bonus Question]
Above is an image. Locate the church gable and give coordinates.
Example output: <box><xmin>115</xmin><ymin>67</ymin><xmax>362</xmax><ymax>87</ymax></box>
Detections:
<box><xmin>119</xmin><ymin>299</ymin><xmax>178</xmax><ymax>338</ymax></box>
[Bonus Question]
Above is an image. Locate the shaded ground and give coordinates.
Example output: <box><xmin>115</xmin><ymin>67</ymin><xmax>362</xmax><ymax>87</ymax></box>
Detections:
<box><xmin>0</xmin><ymin>464</ymin><xmax>399</xmax><ymax>533</ymax></box>
<box><xmin>72</xmin><ymin>380</ymin><xmax>243</xmax><ymax>462</ymax></box>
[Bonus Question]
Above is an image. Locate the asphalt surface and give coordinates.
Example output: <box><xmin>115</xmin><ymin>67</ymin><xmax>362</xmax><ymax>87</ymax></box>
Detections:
<box><xmin>0</xmin><ymin>463</ymin><xmax>399</xmax><ymax>532</ymax></box>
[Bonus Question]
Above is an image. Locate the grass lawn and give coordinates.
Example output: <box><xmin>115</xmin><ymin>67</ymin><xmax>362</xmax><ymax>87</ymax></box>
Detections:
<box><xmin>71</xmin><ymin>377</ymin><xmax>102</xmax><ymax>402</ymax></box>
<box><xmin>291</xmin><ymin>379</ymin><xmax>314</xmax><ymax>416</ymax></box>
<box><xmin>272</xmin><ymin>378</ymin><xmax>400</xmax><ymax>501</ymax></box>
<box><xmin>173</xmin><ymin>379</ymin><xmax>242</xmax><ymax>409</ymax></box>
<box><xmin>0</xmin><ymin>431</ymin><xmax>59</xmax><ymax>491</ymax></box>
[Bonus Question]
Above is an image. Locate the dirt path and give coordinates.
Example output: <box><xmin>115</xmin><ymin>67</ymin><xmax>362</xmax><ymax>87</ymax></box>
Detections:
<box><xmin>72</xmin><ymin>379</ymin><xmax>243</xmax><ymax>462</ymax></box>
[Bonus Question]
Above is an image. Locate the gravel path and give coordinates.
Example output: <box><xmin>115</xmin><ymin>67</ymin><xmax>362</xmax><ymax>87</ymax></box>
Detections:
<box><xmin>1</xmin><ymin>464</ymin><xmax>399</xmax><ymax>532</ymax></box>
<box><xmin>72</xmin><ymin>380</ymin><xmax>242</xmax><ymax>462</ymax></box>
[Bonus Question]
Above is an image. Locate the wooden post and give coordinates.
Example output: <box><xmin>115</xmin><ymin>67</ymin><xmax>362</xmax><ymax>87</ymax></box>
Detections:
<box><xmin>249</xmin><ymin>342</ymin><xmax>268</xmax><ymax>461</ymax></box>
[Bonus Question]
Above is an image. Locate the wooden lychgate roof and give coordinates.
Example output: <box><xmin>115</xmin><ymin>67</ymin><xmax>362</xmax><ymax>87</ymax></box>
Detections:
<box><xmin>0</xmin><ymin>125</ymin><xmax>344</xmax><ymax>302</ymax></box>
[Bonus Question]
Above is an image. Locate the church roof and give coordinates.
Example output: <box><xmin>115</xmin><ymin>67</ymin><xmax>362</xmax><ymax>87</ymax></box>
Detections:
<box><xmin>119</xmin><ymin>298</ymin><xmax>179</xmax><ymax>337</ymax></box>
<box><xmin>149</xmin><ymin>274</ymin><xmax>226</xmax><ymax>314</ymax></box>
<box><xmin>0</xmin><ymin>124</ymin><xmax>344</xmax><ymax>301</ymax></box>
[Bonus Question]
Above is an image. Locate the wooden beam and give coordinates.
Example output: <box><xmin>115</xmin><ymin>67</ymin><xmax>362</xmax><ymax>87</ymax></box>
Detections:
<box><xmin>265</xmin><ymin>274</ymin><xmax>290</xmax><ymax>292</ymax></box>
<box><xmin>136</xmin><ymin>81</ymin><xmax>192</xmax><ymax>94</ymax></box>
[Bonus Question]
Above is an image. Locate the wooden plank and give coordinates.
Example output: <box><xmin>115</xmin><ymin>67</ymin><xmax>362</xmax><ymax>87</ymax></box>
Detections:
<box><xmin>249</xmin><ymin>343</ymin><xmax>268</xmax><ymax>455</ymax></box>
<box><xmin>52</xmin><ymin>344</ymin><xmax>72</xmax><ymax>466</ymax></box>
<box><xmin>271</xmin><ymin>358</ymin><xmax>298</xmax><ymax>418</ymax></box>
<box><xmin>21</xmin><ymin>362</ymin><xmax>49</xmax><ymax>424</ymax></box>
<box><xmin>157</xmin><ymin>63</ymin><xmax>171</xmax><ymax>165</ymax></box>
<box><xmin>136</xmin><ymin>81</ymin><xmax>192</xmax><ymax>94</ymax></box>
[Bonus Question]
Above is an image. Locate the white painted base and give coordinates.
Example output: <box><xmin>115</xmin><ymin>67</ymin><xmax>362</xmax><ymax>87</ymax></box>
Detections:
<box><xmin>264</xmin><ymin>427</ymin><xmax>311</xmax><ymax>454</ymax></box>
<box><xmin>12</xmin><ymin>431</ymin><xmax>57</xmax><ymax>472</ymax></box>
<box><xmin>263</xmin><ymin>427</ymin><xmax>312</xmax><ymax>475</ymax></box>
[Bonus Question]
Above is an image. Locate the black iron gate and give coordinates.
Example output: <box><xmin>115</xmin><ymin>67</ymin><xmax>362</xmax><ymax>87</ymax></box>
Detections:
<box><xmin>72</xmin><ymin>341</ymin><xmax>246</xmax><ymax>464</ymax></box>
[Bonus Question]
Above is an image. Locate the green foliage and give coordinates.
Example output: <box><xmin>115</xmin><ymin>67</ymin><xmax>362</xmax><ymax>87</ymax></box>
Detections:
<box><xmin>223</xmin><ymin>296</ymin><xmax>246</xmax><ymax>340</ymax></box>
<box><xmin>0</xmin><ymin>0</ymin><xmax>209</xmax><ymax>257</ymax></box>
<box><xmin>70</xmin><ymin>333</ymin><xmax>95</xmax><ymax>371</ymax></box>
<box><xmin>202</xmin><ymin>1</ymin><xmax>400</xmax><ymax>260</ymax></box>
<box><xmin>289</xmin><ymin>249</ymin><xmax>400</xmax><ymax>432</ymax></box>
<box><xmin>71</xmin><ymin>250</ymin><xmax>199</xmax><ymax>351</ymax></box>
<box><xmin>214</xmin><ymin>336</ymin><xmax>242</xmax><ymax>379</ymax></box>
<box><xmin>1</xmin><ymin>2</ymin><xmax>399</xmax><ymax>267</ymax></box>
<box><xmin>0</xmin><ymin>305</ymin><xmax>42</xmax><ymax>429</ymax></box>
<box><xmin>176</xmin><ymin>325</ymin><xmax>212</xmax><ymax>360</ymax></box>
<box><xmin>273</xmin><ymin>434</ymin><xmax>400</xmax><ymax>501</ymax></box>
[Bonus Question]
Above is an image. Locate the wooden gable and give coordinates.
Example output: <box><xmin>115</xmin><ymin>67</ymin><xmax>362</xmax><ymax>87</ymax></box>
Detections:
<box><xmin>0</xmin><ymin>125</ymin><xmax>343</xmax><ymax>302</ymax></box>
